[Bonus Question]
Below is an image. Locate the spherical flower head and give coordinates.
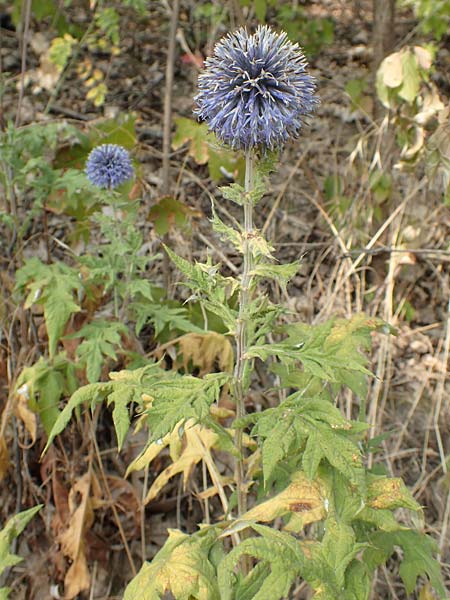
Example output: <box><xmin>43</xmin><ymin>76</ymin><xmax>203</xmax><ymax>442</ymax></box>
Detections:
<box><xmin>85</xmin><ymin>144</ymin><xmax>134</xmax><ymax>189</ymax></box>
<box><xmin>194</xmin><ymin>25</ymin><xmax>318</xmax><ymax>151</ymax></box>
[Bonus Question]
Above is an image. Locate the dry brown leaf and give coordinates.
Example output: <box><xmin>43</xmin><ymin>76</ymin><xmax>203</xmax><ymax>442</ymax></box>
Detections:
<box><xmin>57</xmin><ymin>472</ymin><xmax>95</xmax><ymax>599</ymax></box>
<box><xmin>14</xmin><ymin>385</ymin><xmax>37</xmax><ymax>445</ymax></box>
<box><xmin>63</xmin><ymin>552</ymin><xmax>90</xmax><ymax>600</ymax></box>
<box><xmin>105</xmin><ymin>475</ymin><xmax>140</xmax><ymax>537</ymax></box>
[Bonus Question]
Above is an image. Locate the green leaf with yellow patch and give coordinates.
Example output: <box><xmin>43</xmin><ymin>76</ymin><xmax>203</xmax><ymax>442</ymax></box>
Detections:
<box><xmin>123</xmin><ymin>528</ymin><xmax>220</xmax><ymax>600</ymax></box>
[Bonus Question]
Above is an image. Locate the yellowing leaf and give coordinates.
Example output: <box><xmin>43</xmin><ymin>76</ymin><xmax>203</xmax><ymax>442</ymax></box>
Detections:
<box><xmin>86</xmin><ymin>83</ymin><xmax>108</xmax><ymax>107</ymax></box>
<box><xmin>125</xmin><ymin>425</ymin><xmax>175</xmax><ymax>476</ymax></box>
<box><xmin>241</xmin><ymin>472</ymin><xmax>326</xmax><ymax>532</ymax></box>
<box><xmin>368</xmin><ymin>477</ymin><xmax>420</xmax><ymax>511</ymax></box>
<box><xmin>196</xmin><ymin>477</ymin><xmax>234</xmax><ymax>500</ymax></box>
<box><xmin>176</xmin><ymin>332</ymin><xmax>234</xmax><ymax>376</ymax></box>
<box><xmin>402</xmin><ymin>125</ymin><xmax>425</xmax><ymax>159</ymax></box>
<box><xmin>415</xmin><ymin>85</ymin><xmax>445</xmax><ymax>126</ymax></box>
<box><xmin>48</xmin><ymin>34</ymin><xmax>76</xmax><ymax>70</ymax></box>
<box><xmin>145</xmin><ymin>423</ymin><xmax>219</xmax><ymax>504</ymax></box>
<box><xmin>123</xmin><ymin>529</ymin><xmax>220</xmax><ymax>600</ymax></box>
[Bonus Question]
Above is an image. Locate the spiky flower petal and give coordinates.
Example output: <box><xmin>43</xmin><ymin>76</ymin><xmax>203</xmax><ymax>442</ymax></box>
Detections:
<box><xmin>194</xmin><ymin>25</ymin><xmax>318</xmax><ymax>151</ymax></box>
<box><xmin>85</xmin><ymin>144</ymin><xmax>134</xmax><ymax>189</ymax></box>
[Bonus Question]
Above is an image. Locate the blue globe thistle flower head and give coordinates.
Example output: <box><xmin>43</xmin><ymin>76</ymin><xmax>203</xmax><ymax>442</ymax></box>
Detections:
<box><xmin>194</xmin><ymin>25</ymin><xmax>318</xmax><ymax>151</ymax></box>
<box><xmin>85</xmin><ymin>144</ymin><xmax>134</xmax><ymax>189</ymax></box>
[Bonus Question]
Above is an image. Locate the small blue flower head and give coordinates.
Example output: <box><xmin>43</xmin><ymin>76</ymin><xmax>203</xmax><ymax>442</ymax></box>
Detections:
<box><xmin>85</xmin><ymin>144</ymin><xmax>134</xmax><ymax>189</ymax></box>
<box><xmin>194</xmin><ymin>25</ymin><xmax>318</xmax><ymax>151</ymax></box>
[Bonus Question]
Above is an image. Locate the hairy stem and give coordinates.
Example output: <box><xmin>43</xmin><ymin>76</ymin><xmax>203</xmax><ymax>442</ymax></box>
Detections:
<box><xmin>234</xmin><ymin>150</ymin><xmax>255</xmax><ymax>518</ymax></box>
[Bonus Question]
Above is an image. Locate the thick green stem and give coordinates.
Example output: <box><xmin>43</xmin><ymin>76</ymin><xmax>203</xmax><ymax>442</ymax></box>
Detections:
<box><xmin>234</xmin><ymin>150</ymin><xmax>255</xmax><ymax>518</ymax></box>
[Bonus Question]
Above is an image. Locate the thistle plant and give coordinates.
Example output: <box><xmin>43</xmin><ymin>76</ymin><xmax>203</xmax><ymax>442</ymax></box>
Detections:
<box><xmin>195</xmin><ymin>25</ymin><xmax>318</xmax><ymax>519</ymax></box>
<box><xmin>85</xmin><ymin>143</ymin><xmax>134</xmax><ymax>189</ymax></box>
<box><xmin>43</xmin><ymin>27</ymin><xmax>445</xmax><ymax>600</ymax></box>
<box><xmin>84</xmin><ymin>143</ymin><xmax>142</xmax><ymax>319</ymax></box>
<box><xmin>194</xmin><ymin>25</ymin><xmax>317</xmax><ymax>151</ymax></box>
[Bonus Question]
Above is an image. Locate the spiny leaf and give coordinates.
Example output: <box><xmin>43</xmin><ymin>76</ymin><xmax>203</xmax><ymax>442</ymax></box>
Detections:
<box><xmin>107</xmin><ymin>387</ymin><xmax>133</xmax><ymax>451</ymax></box>
<box><xmin>44</xmin><ymin>361</ymin><xmax>229</xmax><ymax>455</ymax></box>
<box><xmin>219</xmin><ymin>183</ymin><xmax>245</xmax><ymax>206</ymax></box>
<box><xmin>43</xmin><ymin>381</ymin><xmax>114</xmax><ymax>454</ymax></box>
<box><xmin>247</xmin><ymin>314</ymin><xmax>385</xmax><ymax>397</ymax></box>
<box><xmin>165</xmin><ymin>246</ymin><xmax>238</xmax><ymax>333</ymax></box>
<box><xmin>210</xmin><ymin>203</ymin><xmax>243</xmax><ymax>252</ymax></box>
<box><xmin>251</xmin><ymin>261</ymin><xmax>300</xmax><ymax>291</ymax></box>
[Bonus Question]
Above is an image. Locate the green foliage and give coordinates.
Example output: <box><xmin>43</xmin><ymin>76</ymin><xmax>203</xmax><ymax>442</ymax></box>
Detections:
<box><xmin>95</xmin><ymin>8</ymin><xmax>120</xmax><ymax>47</ymax></box>
<box><xmin>48</xmin><ymin>34</ymin><xmax>76</xmax><ymax>70</ymax></box>
<box><xmin>10</xmin><ymin>0</ymin><xmax>70</xmax><ymax>34</ymax></box>
<box><xmin>148</xmin><ymin>196</ymin><xmax>197</xmax><ymax>236</ymax></box>
<box><xmin>403</xmin><ymin>0</ymin><xmax>450</xmax><ymax>40</ymax></box>
<box><xmin>15</xmin><ymin>259</ymin><xmax>82</xmax><ymax>358</ymax></box>
<box><xmin>165</xmin><ymin>246</ymin><xmax>238</xmax><ymax>333</ymax></box>
<box><xmin>44</xmin><ymin>364</ymin><xmax>229</xmax><ymax>453</ymax></box>
<box><xmin>0</xmin><ymin>120</ymin><xmax>83</xmax><ymax>235</ymax></box>
<box><xmin>236</xmin><ymin>394</ymin><xmax>367</xmax><ymax>488</ymax></box>
<box><xmin>364</xmin><ymin>530</ymin><xmax>446</xmax><ymax>596</ymax></box>
<box><xmin>121</xmin><ymin>0</ymin><xmax>148</xmax><ymax>14</ymax></box>
<box><xmin>0</xmin><ymin>506</ymin><xmax>42</xmax><ymax>598</ymax></box>
<box><xmin>276</xmin><ymin>5</ymin><xmax>334</xmax><ymax>56</ymax></box>
<box><xmin>68</xmin><ymin>320</ymin><xmax>128</xmax><ymax>383</ymax></box>
<box><xmin>218</xmin><ymin>524</ymin><xmax>306</xmax><ymax>600</ymax></box>
<box><xmin>15</xmin><ymin>354</ymin><xmax>77</xmax><ymax>436</ymax></box>
<box><xmin>248</xmin><ymin>315</ymin><xmax>386</xmax><ymax>397</ymax></box>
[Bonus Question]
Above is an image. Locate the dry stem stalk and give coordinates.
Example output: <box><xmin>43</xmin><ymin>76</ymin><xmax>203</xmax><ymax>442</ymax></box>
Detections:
<box><xmin>233</xmin><ymin>150</ymin><xmax>255</xmax><ymax>519</ymax></box>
